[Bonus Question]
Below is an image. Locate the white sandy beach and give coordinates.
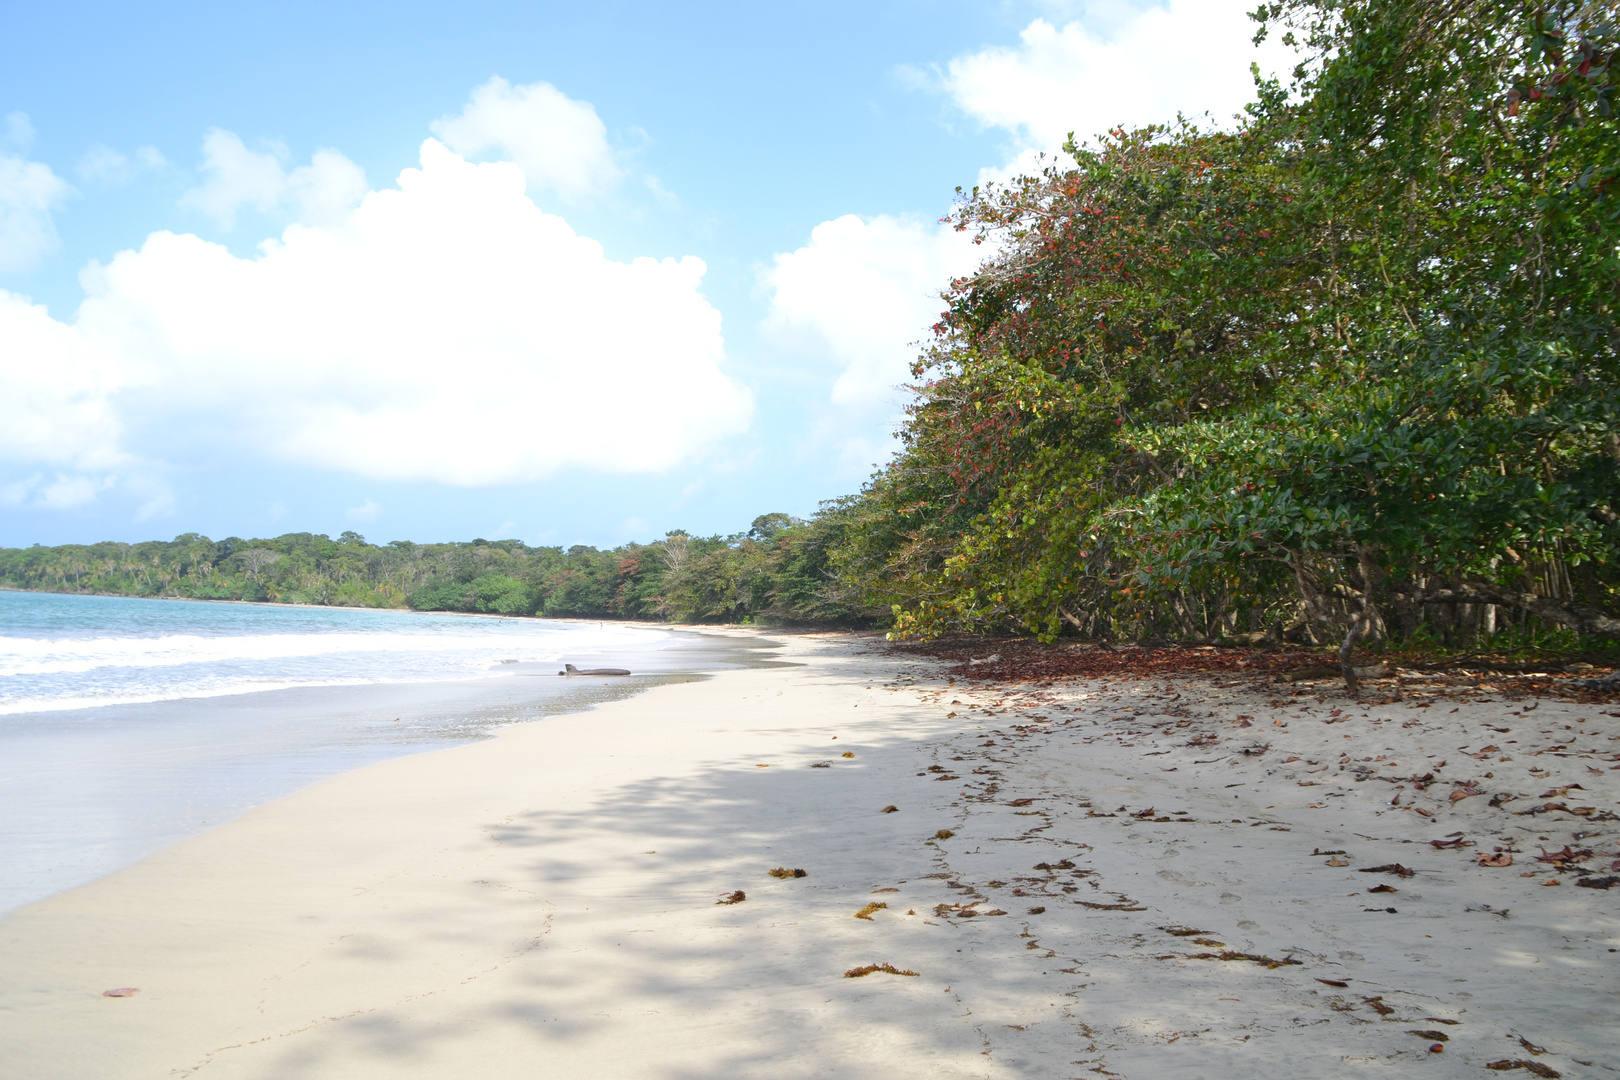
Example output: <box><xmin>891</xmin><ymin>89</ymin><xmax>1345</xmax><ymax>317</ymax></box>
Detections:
<box><xmin>1</xmin><ymin>630</ymin><xmax>1616</xmax><ymax>1078</ymax></box>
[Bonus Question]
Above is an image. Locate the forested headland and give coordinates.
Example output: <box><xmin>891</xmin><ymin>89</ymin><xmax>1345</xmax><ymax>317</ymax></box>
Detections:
<box><xmin>6</xmin><ymin>1</ymin><xmax>1619</xmax><ymax>677</ymax></box>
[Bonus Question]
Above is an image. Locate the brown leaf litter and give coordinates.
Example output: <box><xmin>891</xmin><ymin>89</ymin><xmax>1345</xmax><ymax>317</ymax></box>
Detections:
<box><xmin>844</xmin><ymin>963</ymin><xmax>919</xmax><ymax>978</ymax></box>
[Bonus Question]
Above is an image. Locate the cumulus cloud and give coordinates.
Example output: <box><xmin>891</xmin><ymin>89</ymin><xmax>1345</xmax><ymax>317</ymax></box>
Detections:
<box><xmin>0</xmin><ymin>290</ymin><xmax>127</xmax><ymax>468</ymax></box>
<box><xmin>0</xmin><ymin>112</ymin><xmax>73</xmax><ymax>273</ymax></box>
<box><xmin>181</xmin><ymin>129</ymin><xmax>367</xmax><ymax>228</ymax></box>
<box><xmin>432</xmin><ymin>77</ymin><xmax>621</xmax><ymax>202</ymax></box>
<box><xmin>762</xmin><ymin>213</ymin><xmax>982</xmax><ymax>419</ymax></box>
<box><xmin>939</xmin><ymin>1</ymin><xmax>1298</xmax><ymax>172</ymax></box>
<box><xmin>2</xmin><ymin>138</ymin><xmax>750</xmax><ymax>497</ymax></box>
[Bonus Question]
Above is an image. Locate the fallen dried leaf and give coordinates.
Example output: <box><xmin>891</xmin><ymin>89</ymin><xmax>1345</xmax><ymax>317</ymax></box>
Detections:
<box><xmin>1479</xmin><ymin>853</ymin><xmax>1515</xmax><ymax>867</ymax></box>
<box><xmin>767</xmin><ymin>867</ymin><xmax>807</xmax><ymax>879</ymax></box>
<box><xmin>1357</xmin><ymin>863</ymin><xmax>1416</xmax><ymax>878</ymax></box>
<box><xmin>101</xmin><ymin>988</ymin><xmax>138</xmax><ymax>998</ymax></box>
<box><xmin>717</xmin><ymin>890</ymin><xmax>746</xmax><ymax>905</ymax></box>
<box><xmin>844</xmin><ymin>963</ymin><xmax>918</xmax><ymax>978</ymax></box>
<box><xmin>1185</xmin><ymin>950</ymin><xmax>1302</xmax><ymax>969</ymax></box>
<box><xmin>1486</xmin><ymin>1061</ymin><xmax>1561</xmax><ymax>1078</ymax></box>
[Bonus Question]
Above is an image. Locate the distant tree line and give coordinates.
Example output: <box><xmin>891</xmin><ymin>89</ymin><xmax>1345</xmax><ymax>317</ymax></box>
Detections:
<box><xmin>0</xmin><ymin>513</ymin><xmax>876</xmax><ymax>626</ymax></box>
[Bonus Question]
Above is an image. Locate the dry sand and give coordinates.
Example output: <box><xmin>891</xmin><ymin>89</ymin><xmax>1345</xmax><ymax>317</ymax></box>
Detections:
<box><xmin>1</xmin><ymin>631</ymin><xmax>1616</xmax><ymax>1078</ymax></box>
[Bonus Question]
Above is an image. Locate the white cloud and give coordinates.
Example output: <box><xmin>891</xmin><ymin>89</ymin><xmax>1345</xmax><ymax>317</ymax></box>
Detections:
<box><xmin>77</xmin><ymin>144</ymin><xmax>166</xmax><ymax>186</ymax></box>
<box><xmin>431</xmin><ymin>77</ymin><xmax>621</xmax><ymax>202</ymax></box>
<box><xmin>940</xmin><ymin>2</ymin><xmax>1297</xmax><ymax>172</ymax></box>
<box><xmin>2</xmin><ymin>138</ymin><xmax>750</xmax><ymax>497</ymax></box>
<box><xmin>181</xmin><ymin>129</ymin><xmax>367</xmax><ymax>229</ymax></box>
<box><xmin>346</xmin><ymin>499</ymin><xmax>382</xmax><ymax>522</ymax></box>
<box><xmin>762</xmin><ymin>214</ymin><xmax>982</xmax><ymax>414</ymax></box>
<box><xmin>0</xmin><ymin>113</ymin><xmax>73</xmax><ymax>273</ymax></box>
<box><xmin>0</xmin><ymin>290</ymin><xmax>127</xmax><ymax>468</ymax></box>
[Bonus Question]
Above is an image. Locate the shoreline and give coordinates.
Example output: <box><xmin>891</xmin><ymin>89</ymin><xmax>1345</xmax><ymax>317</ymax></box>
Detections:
<box><xmin>1</xmin><ymin>631</ymin><xmax>1615</xmax><ymax>1077</ymax></box>
<box><xmin>0</xmin><ymin>615</ymin><xmax>772</xmax><ymax>918</ymax></box>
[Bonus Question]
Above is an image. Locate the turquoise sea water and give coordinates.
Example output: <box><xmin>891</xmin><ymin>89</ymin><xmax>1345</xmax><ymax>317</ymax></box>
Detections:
<box><xmin>0</xmin><ymin>590</ymin><xmax>671</xmax><ymax>714</ymax></box>
<box><xmin>0</xmin><ymin>591</ymin><xmax>747</xmax><ymax>916</ymax></box>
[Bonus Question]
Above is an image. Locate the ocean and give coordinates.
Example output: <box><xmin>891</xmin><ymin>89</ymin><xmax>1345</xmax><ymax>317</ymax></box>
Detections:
<box><xmin>0</xmin><ymin>591</ymin><xmax>762</xmax><ymax>915</ymax></box>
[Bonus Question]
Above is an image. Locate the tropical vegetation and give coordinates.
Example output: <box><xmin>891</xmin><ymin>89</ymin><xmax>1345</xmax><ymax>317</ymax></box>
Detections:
<box><xmin>5</xmin><ymin>0</ymin><xmax>1617</xmax><ymax>678</ymax></box>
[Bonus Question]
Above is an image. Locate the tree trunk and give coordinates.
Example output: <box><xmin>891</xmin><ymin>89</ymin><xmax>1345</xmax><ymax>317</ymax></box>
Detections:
<box><xmin>1396</xmin><ymin>583</ymin><xmax>1620</xmax><ymax>638</ymax></box>
<box><xmin>1339</xmin><ymin>548</ymin><xmax>1380</xmax><ymax>694</ymax></box>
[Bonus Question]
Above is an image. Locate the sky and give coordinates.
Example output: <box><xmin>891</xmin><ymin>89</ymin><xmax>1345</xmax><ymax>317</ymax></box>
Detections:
<box><xmin>0</xmin><ymin>0</ymin><xmax>1294</xmax><ymax>549</ymax></box>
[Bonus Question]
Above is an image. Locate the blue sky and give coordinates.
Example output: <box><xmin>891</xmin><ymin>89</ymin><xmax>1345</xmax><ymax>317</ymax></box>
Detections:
<box><xmin>0</xmin><ymin>0</ymin><xmax>1288</xmax><ymax>549</ymax></box>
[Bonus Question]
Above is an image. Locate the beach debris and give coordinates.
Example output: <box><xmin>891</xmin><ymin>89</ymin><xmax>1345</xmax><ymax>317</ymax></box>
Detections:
<box><xmin>841</xmin><ymin>751</ymin><xmax>855</xmax><ymax>759</ymax></box>
<box><xmin>1078</xmin><ymin>899</ymin><xmax>1148</xmax><ymax>911</ymax></box>
<box><xmin>854</xmin><ymin>902</ymin><xmax>888</xmax><ymax>920</ymax></box>
<box><xmin>101</xmin><ymin>987</ymin><xmax>138</xmax><ymax>998</ymax></box>
<box><xmin>1518</xmin><ymin>1035</ymin><xmax>1549</xmax><ymax>1055</ymax></box>
<box><xmin>1479</xmin><ymin>853</ymin><xmax>1515</xmax><ymax>867</ymax></box>
<box><xmin>934</xmin><ymin>829</ymin><xmax>956</xmax><ymax>840</ymax></box>
<box><xmin>843</xmin><ymin>963</ymin><xmax>918</xmax><ymax>978</ymax></box>
<box><xmin>880</xmin><ymin>804</ymin><xmax>899</xmax><ymax>813</ymax></box>
<box><xmin>1575</xmin><ymin>874</ymin><xmax>1620</xmax><ymax>889</ymax></box>
<box><xmin>1429</xmin><ymin>1044</ymin><xmax>1446</xmax><ymax>1053</ymax></box>
<box><xmin>558</xmin><ymin>663</ymin><xmax>631</xmax><ymax>676</ymax></box>
<box><xmin>809</xmin><ymin>761</ymin><xmax>832</xmax><ymax>768</ymax></box>
<box><xmin>1008</xmin><ymin>798</ymin><xmax>1035</xmax><ymax>806</ymax></box>
<box><xmin>1028</xmin><ymin>906</ymin><xmax>1046</xmax><ymax>914</ymax></box>
<box><xmin>1409</xmin><ymin>1029</ymin><xmax>1450</xmax><ymax>1042</ymax></box>
<box><xmin>1363</xmin><ymin>996</ymin><xmax>1395</xmax><ymax>1016</ymax></box>
<box><xmin>1316</xmin><ymin>978</ymin><xmax>1350</xmax><ymax>987</ymax></box>
<box><xmin>716</xmin><ymin>890</ymin><xmax>747</xmax><ymax>905</ymax></box>
<box><xmin>1159</xmin><ymin>926</ymin><xmax>1209</xmax><ymax>937</ymax></box>
<box><xmin>1429</xmin><ymin>836</ymin><xmax>1475</xmax><ymax>849</ymax></box>
<box><xmin>1487</xmin><ymin>1062</ymin><xmax>1561</xmax><ymax>1077</ymax></box>
<box><xmin>1368</xmin><ymin>884</ymin><xmax>1398</xmax><ymax>893</ymax></box>
<box><xmin>1185</xmin><ymin>950</ymin><xmax>1302</xmax><ymax>969</ymax></box>
<box><xmin>1326</xmin><ymin>856</ymin><xmax>1350</xmax><ymax>867</ymax></box>
<box><xmin>871</xmin><ymin>887</ymin><xmax>899</xmax><ymax>893</ymax></box>
<box><xmin>767</xmin><ymin>867</ymin><xmax>807</xmax><ymax>879</ymax></box>
<box><xmin>1279</xmin><ymin>666</ymin><xmax>1342</xmax><ymax>683</ymax></box>
<box><xmin>1357</xmin><ymin>863</ymin><xmax>1416</xmax><ymax>878</ymax></box>
<box><xmin>1535</xmin><ymin>845</ymin><xmax>1594</xmax><ymax>867</ymax></box>
<box><xmin>1035</xmin><ymin>860</ymin><xmax>1076</xmax><ymax>871</ymax></box>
